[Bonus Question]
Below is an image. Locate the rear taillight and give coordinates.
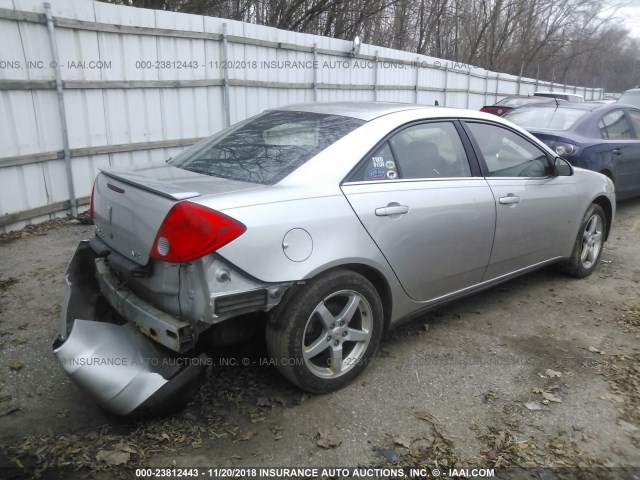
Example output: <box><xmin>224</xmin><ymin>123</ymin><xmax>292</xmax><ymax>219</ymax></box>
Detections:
<box><xmin>150</xmin><ymin>202</ymin><xmax>246</xmax><ymax>263</ymax></box>
<box><xmin>480</xmin><ymin>106</ymin><xmax>511</xmax><ymax>116</ymax></box>
<box><xmin>89</xmin><ymin>180</ymin><xmax>96</xmax><ymax>220</ymax></box>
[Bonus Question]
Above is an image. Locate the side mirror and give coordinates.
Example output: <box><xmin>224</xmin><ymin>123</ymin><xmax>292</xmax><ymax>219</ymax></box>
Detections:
<box><xmin>554</xmin><ymin>157</ymin><xmax>573</xmax><ymax>176</ymax></box>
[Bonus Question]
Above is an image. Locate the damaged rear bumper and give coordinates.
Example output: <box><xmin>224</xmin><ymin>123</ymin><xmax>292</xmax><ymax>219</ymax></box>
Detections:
<box><xmin>53</xmin><ymin>241</ymin><xmax>205</xmax><ymax>416</ymax></box>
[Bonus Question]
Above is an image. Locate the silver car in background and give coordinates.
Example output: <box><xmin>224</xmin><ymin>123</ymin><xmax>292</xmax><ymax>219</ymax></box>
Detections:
<box><xmin>54</xmin><ymin>102</ymin><xmax>615</xmax><ymax>415</ymax></box>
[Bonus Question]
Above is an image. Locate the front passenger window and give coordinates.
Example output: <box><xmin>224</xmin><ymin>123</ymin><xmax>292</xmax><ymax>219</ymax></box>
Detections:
<box><xmin>467</xmin><ymin>123</ymin><xmax>552</xmax><ymax>177</ymax></box>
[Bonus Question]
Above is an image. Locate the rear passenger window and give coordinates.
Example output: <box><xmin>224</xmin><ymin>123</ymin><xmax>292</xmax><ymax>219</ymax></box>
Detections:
<box><xmin>599</xmin><ymin>110</ymin><xmax>632</xmax><ymax>139</ymax></box>
<box><xmin>350</xmin><ymin>122</ymin><xmax>471</xmax><ymax>182</ymax></box>
<box><xmin>627</xmin><ymin>110</ymin><xmax>640</xmax><ymax>137</ymax></box>
<box><xmin>363</xmin><ymin>143</ymin><xmax>399</xmax><ymax>181</ymax></box>
<box><xmin>390</xmin><ymin>122</ymin><xmax>471</xmax><ymax>179</ymax></box>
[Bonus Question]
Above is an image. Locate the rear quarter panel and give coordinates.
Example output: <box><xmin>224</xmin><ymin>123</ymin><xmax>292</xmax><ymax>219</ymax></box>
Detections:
<box><xmin>213</xmin><ymin>193</ymin><xmax>396</xmax><ymax>284</ymax></box>
<box><xmin>210</xmin><ymin>191</ymin><xmax>417</xmax><ymax>323</ymax></box>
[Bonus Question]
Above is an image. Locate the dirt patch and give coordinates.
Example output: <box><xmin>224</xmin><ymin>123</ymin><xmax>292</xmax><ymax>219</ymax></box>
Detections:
<box><xmin>0</xmin><ymin>277</ymin><xmax>19</xmax><ymax>315</ymax></box>
<box><xmin>1</xmin><ymin>199</ymin><xmax>639</xmax><ymax>478</ymax></box>
<box><xmin>0</xmin><ymin>277</ymin><xmax>19</xmax><ymax>293</ymax></box>
<box><xmin>0</xmin><ymin>218</ymin><xmax>72</xmax><ymax>244</ymax></box>
<box><xmin>599</xmin><ymin>353</ymin><xmax>640</xmax><ymax>447</ymax></box>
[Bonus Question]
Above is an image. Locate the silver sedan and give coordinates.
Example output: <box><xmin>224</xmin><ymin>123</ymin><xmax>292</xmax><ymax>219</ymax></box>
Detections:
<box><xmin>54</xmin><ymin>102</ymin><xmax>615</xmax><ymax>415</ymax></box>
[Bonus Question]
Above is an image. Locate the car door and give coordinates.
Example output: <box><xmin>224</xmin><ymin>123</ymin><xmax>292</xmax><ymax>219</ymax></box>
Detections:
<box><xmin>619</xmin><ymin>109</ymin><xmax>640</xmax><ymax>195</ymax></box>
<box><xmin>341</xmin><ymin>121</ymin><xmax>496</xmax><ymax>302</ymax></box>
<box><xmin>597</xmin><ymin>109</ymin><xmax>640</xmax><ymax>196</ymax></box>
<box><xmin>463</xmin><ymin>121</ymin><xmax>579</xmax><ymax>281</ymax></box>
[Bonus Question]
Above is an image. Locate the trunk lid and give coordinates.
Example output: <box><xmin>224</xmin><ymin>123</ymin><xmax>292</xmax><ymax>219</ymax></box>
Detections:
<box><xmin>93</xmin><ymin>163</ymin><xmax>262</xmax><ymax>265</ymax></box>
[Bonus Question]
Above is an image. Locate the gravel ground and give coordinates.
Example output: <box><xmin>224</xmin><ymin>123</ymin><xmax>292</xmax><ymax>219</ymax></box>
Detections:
<box><xmin>0</xmin><ymin>198</ymin><xmax>639</xmax><ymax>479</ymax></box>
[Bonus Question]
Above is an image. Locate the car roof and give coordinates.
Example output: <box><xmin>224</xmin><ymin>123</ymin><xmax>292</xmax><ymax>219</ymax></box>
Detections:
<box><xmin>273</xmin><ymin>102</ymin><xmax>435</xmax><ymax>121</ymax></box>
<box><xmin>505</xmin><ymin>101</ymin><xmax>640</xmax><ymax>137</ymax></box>
<box><xmin>517</xmin><ymin>102</ymin><xmax>607</xmax><ymax>112</ymax></box>
<box><xmin>556</xmin><ymin>100</ymin><xmax>640</xmax><ymax>111</ymax></box>
<box><xmin>272</xmin><ymin>101</ymin><xmax>523</xmax><ymax>124</ymax></box>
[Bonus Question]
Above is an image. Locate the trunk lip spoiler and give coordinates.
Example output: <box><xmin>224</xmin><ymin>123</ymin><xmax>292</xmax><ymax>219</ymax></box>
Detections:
<box><xmin>100</xmin><ymin>169</ymin><xmax>200</xmax><ymax>200</ymax></box>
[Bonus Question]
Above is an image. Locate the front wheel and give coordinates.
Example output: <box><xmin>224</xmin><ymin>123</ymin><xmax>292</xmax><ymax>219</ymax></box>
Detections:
<box><xmin>559</xmin><ymin>203</ymin><xmax>606</xmax><ymax>278</ymax></box>
<box><xmin>266</xmin><ymin>270</ymin><xmax>383</xmax><ymax>393</ymax></box>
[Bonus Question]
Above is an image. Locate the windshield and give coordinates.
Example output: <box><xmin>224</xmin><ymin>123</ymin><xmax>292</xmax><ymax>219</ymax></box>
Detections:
<box><xmin>505</xmin><ymin>107</ymin><xmax>588</xmax><ymax>131</ymax></box>
<box><xmin>169</xmin><ymin>110</ymin><xmax>364</xmax><ymax>185</ymax></box>
<box><xmin>619</xmin><ymin>91</ymin><xmax>640</xmax><ymax>107</ymax></box>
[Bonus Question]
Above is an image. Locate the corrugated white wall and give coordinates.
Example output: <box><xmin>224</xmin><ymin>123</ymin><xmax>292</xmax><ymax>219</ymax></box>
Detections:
<box><xmin>0</xmin><ymin>0</ymin><xmax>604</xmax><ymax>232</ymax></box>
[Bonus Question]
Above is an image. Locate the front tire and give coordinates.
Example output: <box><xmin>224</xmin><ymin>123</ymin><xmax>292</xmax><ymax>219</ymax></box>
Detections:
<box><xmin>266</xmin><ymin>269</ymin><xmax>383</xmax><ymax>393</ymax></box>
<box><xmin>560</xmin><ymin>203</ymin><xmax>605</xmax><ymax>278</ymax></box>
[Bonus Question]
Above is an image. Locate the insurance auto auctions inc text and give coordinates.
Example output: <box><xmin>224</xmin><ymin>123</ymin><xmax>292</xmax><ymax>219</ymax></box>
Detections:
<box><xmin>253</xmin><ymin>468</ymin><xmax>495</xmax><ymax>478</ymax></box>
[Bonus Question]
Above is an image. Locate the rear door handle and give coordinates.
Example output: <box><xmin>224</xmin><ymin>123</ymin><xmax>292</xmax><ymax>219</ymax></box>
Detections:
<box><xmin>375</xmin><ymin>205</ymin><xmax>409</xmax><ymax>216</ymax></box>
<box><xmin>499</xmin><ymin>195</ymin><xmax>520</xmax><ymax>205</ymax></box>
<box><xmin>612</xmin><ymin>149</ymin><xmax>622</xmax><ymax>156</ymax></box>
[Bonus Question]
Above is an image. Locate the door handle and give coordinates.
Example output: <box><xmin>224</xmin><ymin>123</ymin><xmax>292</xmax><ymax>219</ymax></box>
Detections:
<box><xmin>612</xmin><ymin>149</ymin><xmax>622</xmax><ymax>156</ymax></box>
<box><xmin>375</xmin><ymin>205</ymin><xmax>409</xmax><ymax>216</ymax></box>
<box><xmin>499</xmin><ymin>195</ymin><xmax>520</xmax><ymax>205</ymax></box>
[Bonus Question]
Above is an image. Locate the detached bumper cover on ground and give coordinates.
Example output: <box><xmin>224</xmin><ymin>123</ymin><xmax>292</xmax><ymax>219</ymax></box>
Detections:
<box><xmin>53</xmin><ymin>241</ymin><xmax>204</xmax><ymax>416</ymax></box>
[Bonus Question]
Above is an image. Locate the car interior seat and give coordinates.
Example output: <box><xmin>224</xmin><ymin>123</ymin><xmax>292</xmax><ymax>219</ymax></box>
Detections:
<box><xmin>397</xmin><ymin>140</ymin><xmax>452</xmax><ymax>178</ymax></box>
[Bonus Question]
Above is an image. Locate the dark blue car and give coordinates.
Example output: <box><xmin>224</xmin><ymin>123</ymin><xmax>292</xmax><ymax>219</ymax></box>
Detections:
<box><xmin>504</xmin><ymin>103</ymin><xmax>640</xmax><ymax>199</ymax></box>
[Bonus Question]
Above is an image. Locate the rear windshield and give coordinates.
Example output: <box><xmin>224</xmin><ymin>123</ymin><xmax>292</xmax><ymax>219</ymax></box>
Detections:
<box><xmin>534</xmin><ymin>93</ymin><xmax>565</xmax><ymax>99</ymax></box>
<box><xmin>169</xmin><ymin>110</ymin><xmax>364</xmax><ymax>185</ymax></box>
<box><xmin>497</xmin><ymin>97</ymin><xmax>547</xmax><ymax>108</ymax></box>
<box><xmin>535</xmin><ymin>93</ymin><xmax>584</xmax><ymax>102</ymax></box>
<box><xmin>505</xmin><ymin>107</ymin><xmax>588</xmax><ymax>131</ymax></box>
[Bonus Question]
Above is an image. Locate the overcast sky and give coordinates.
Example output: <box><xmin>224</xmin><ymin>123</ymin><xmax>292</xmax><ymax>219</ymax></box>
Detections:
<box><xmin>608</xmin><ymin>0</ymin><xmax>640</xmax><ymax>38</ymax></box>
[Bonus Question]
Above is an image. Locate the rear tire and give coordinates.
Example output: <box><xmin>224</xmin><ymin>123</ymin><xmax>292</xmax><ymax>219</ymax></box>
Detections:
<box><xmin>266</xmin><ymin>269</ymin><xmax>383</xmax><ymax>393</ymax></box>
<box><xmin>559</xmin><ymin>203</ymin><xmax>605</xmax><ymax>278</ymax></box>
